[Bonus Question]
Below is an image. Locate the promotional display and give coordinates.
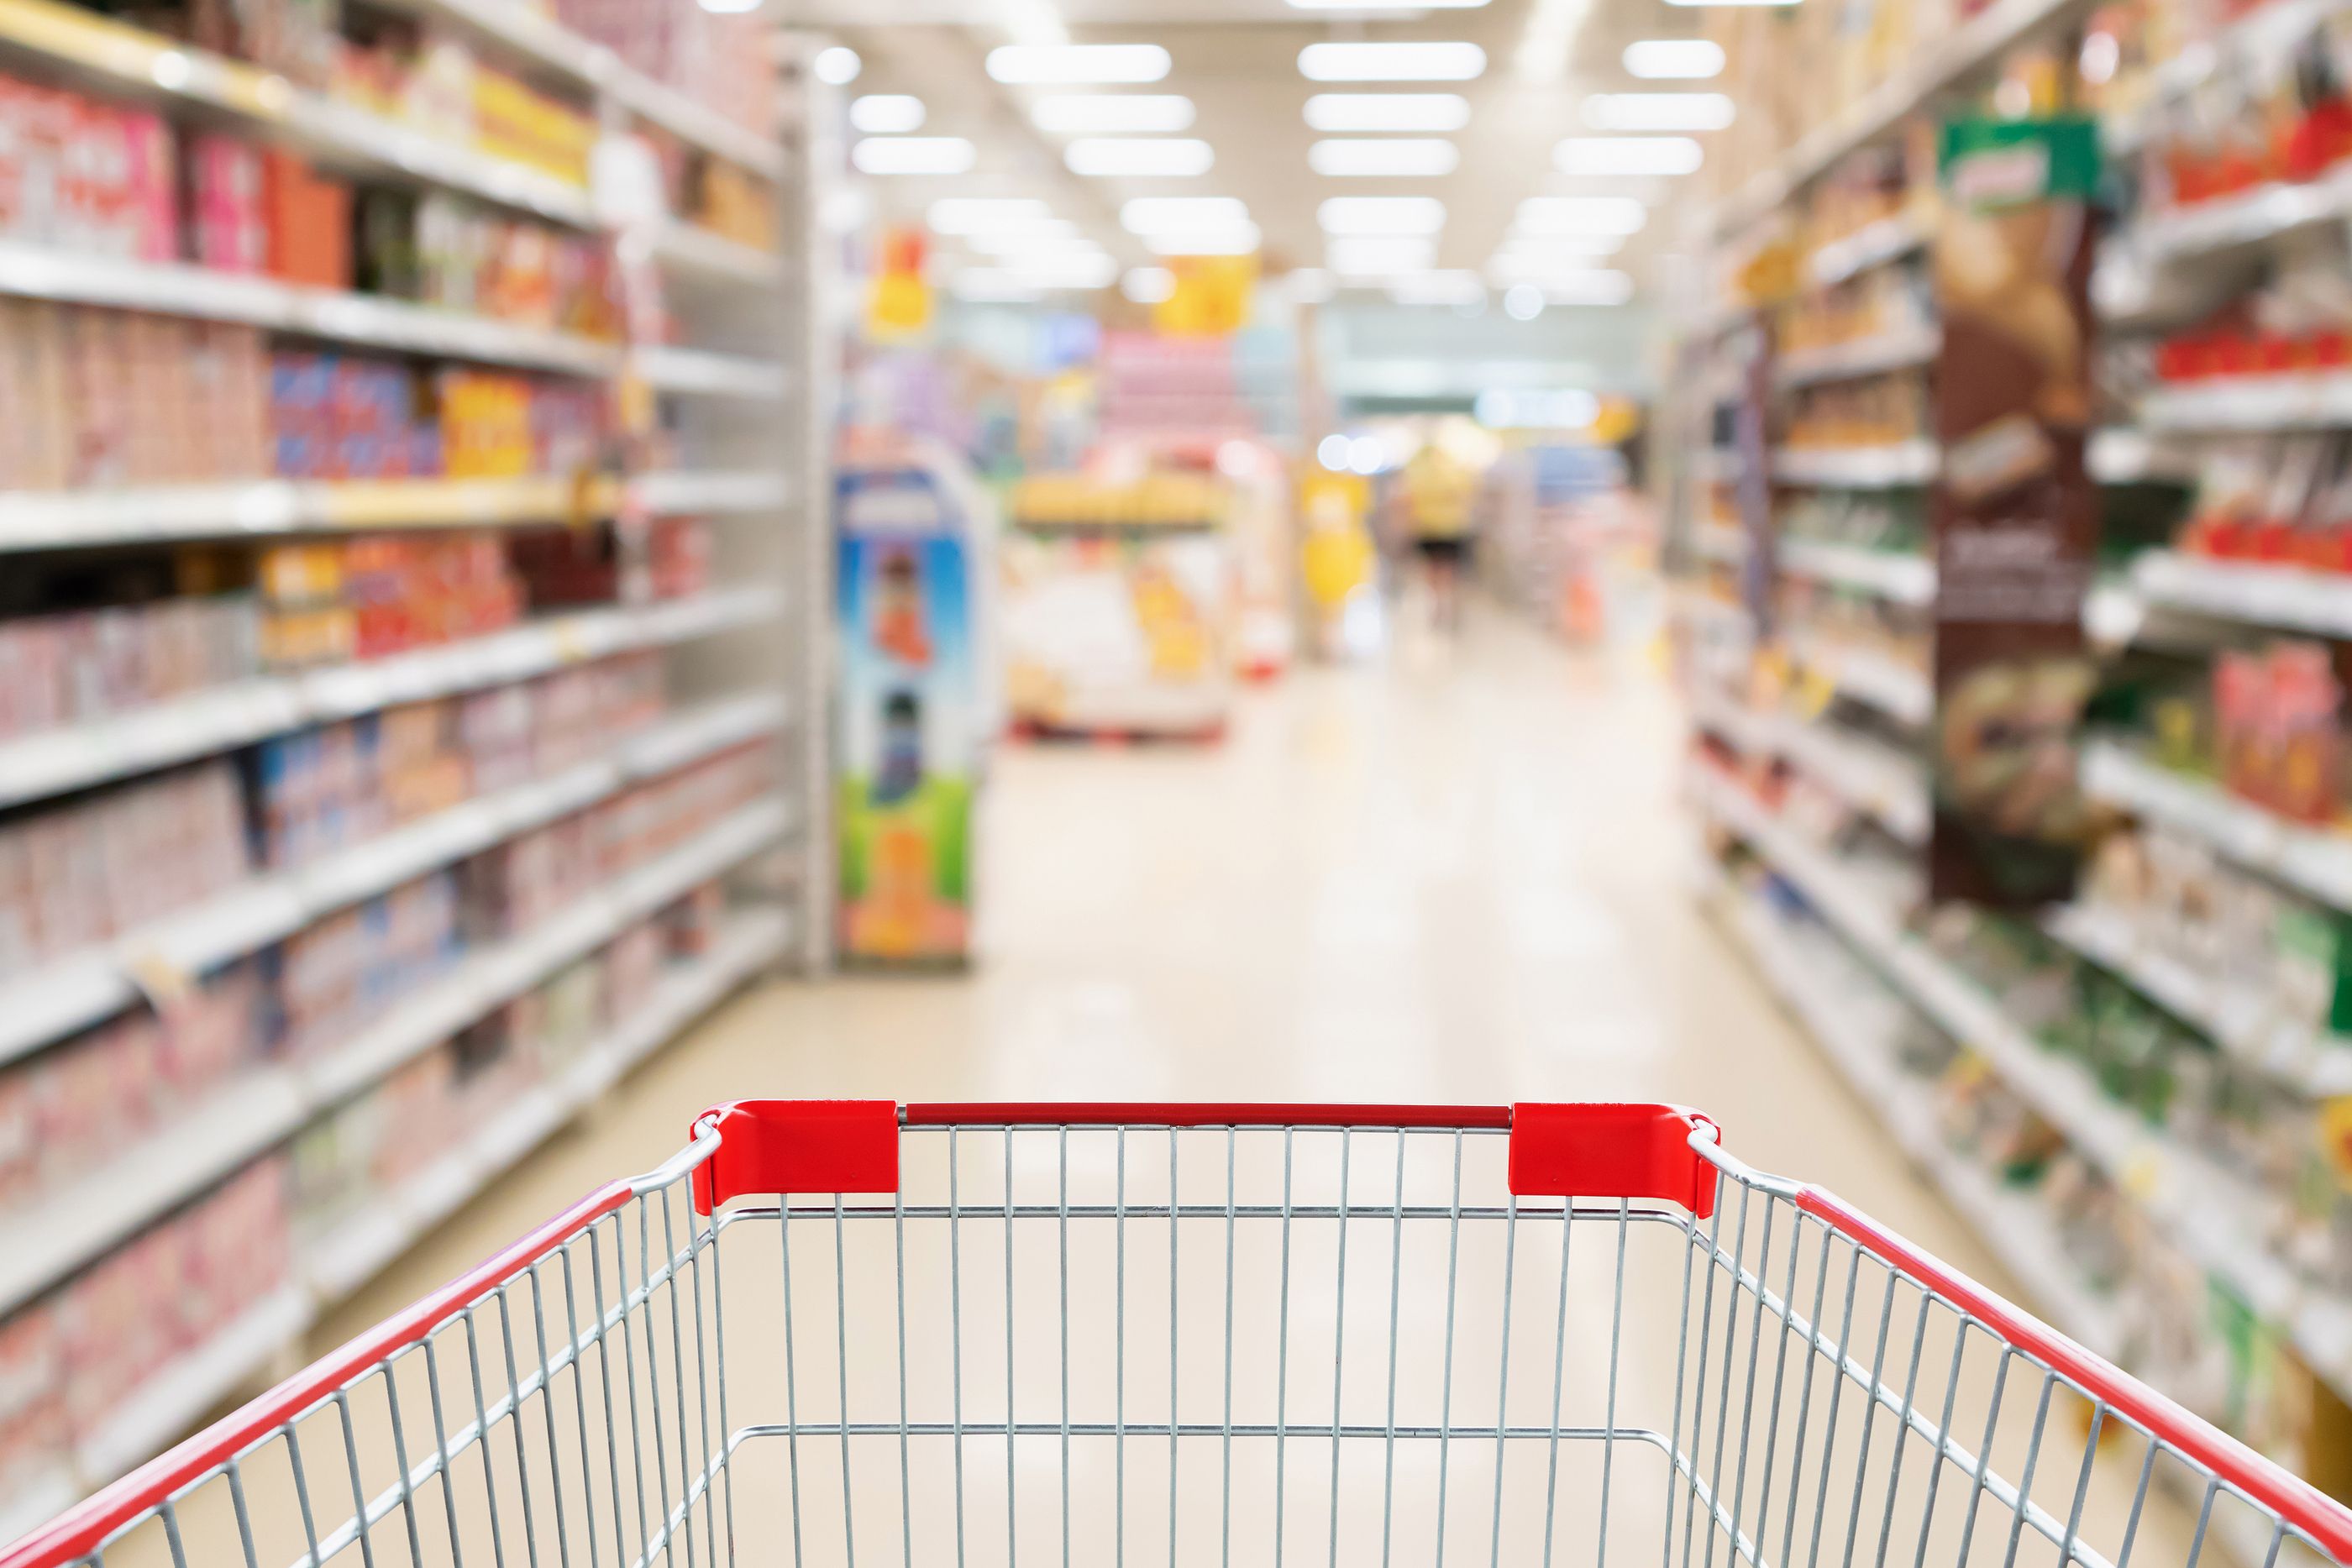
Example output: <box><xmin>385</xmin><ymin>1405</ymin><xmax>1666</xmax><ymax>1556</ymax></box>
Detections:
<box><xmin>1929</xmin><ymin>117</ymin><xmax>2101</xmax><ymax>907</ymax></box>
<box><xmin>836</xmin><ymin>458</ymin><xmax>985</xmax><ymax>964</ymax></box>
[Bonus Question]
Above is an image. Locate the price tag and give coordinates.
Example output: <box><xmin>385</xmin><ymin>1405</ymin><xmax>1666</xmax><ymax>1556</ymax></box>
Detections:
<box><xmin>123</xmin><ymin>947</ymin><xmax>196</xmax><ymax>1014</ymax></box>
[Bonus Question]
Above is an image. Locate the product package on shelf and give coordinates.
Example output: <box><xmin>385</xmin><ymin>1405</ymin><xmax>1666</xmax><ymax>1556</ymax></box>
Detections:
<box><xmin>0</xmin><ymin>595</ymin><xmax>260</xmax><ymax>741</ymax></box>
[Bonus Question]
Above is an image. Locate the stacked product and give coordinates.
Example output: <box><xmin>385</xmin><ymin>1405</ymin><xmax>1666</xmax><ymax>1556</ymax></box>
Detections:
<box><xmin>0</xmin><ymin>597</ymin><xmax>260</xmax><ymax>738</ymax></box>
<box><xmin>256</xmin><ymin>533</ymin><xmax>524</xmax><ymax>667</ymax></box>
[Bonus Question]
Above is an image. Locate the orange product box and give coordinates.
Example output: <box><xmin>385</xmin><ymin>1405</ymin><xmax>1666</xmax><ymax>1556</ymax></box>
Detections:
<box><xmin>264</xmin><ymin>152</ymin><xmax>352</xmax><ymax>290</ymax></box>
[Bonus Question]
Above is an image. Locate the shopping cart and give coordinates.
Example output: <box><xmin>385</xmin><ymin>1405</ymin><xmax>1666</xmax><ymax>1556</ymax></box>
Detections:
<box><xmin>6</xmin><ymin>1101</ymin><xmax>2349</xmax><ymax>1568</ymax></box>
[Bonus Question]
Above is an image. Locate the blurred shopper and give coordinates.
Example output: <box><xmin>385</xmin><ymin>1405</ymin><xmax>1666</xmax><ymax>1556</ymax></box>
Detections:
<box><xmin>1402</xmin><ymin>439</ymin><xmax>1478</xmax><ymax>633</ymax></box>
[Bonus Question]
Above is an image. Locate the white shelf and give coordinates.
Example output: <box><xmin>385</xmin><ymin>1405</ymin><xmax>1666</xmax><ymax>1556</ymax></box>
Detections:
<box><xmin>1808</xmin><ymin>211</ymin><xmax>1935</xmax><ymax>287</ymax></box>
<box><xmin>2043</xmin><ymin>903</ymin><xmax>2352</xmax><ymax>1098</ymax></box>
<box><xmin>0</xmin><ymin>692</ymin><xmax>786</xmax><ymax>1078</ymax></box>
<box><xmin>633</xmin><ymin>469</ymin><xmax>792</xmax><ymax>515</ymax></box>
<box><xmin>0</xmin><ymin>792</ymin><xmax>789</xmax><ymax>1319</ymax></box>
<box><xmin>2087</xmin><ymin>427</ymin><xmax>2197</xmax><ymax>485</ymax></box>
<box><xmin>1790</xmin><ymin>635</ymin><xmax>1935</xmax><ymax>726</ymax></box>
<box><xmin>0</xmin><ymin>240</ymin><xmax>618</xmax><ymax>373</ymax></box>
<box><xmin>648</xmin><ymin>223</ymin><xmax>786</xmax><ymax>287</ymax></box>
<box><xmin>0</xmin><ymin>474</ymin><xmax>636</xmax><ymax>552</ymax></box>
<box><xmin>1704</xmin><ymin>0</ymin><xmax>2097</xmax><ymax>237</ymax></box>
<box><xmin>1709</xmin><ymin>885</ymin><xmax>2126</xmax><ymax>1361</ymax></box>
<box><xmin>2103</xmin><ymin>0</ymin><xmax>2352</xmax><ymax>152</ymax></box>
<box><xmin>2130</xmin><ymin>549</ymin><xmax>2352</xmax><ymax>637</ymax></box>
<box><xmin>31</xmin><ymin>908</ymin><xmax>785</xmax><ymax>1511</ymax></box>
<box><xmin>0</xmin><ymin>586</ymin><xmax>781</xmax><ymax>810</ymax></box>
<box><xmin>1772</xmin><ymin>442</ymin><xmax>1940</xmax><ymax>489</ymax></box>
<box><xmin>1774</xmin><ymin>325</ymin><xmax>1941</xmax><ymax>389</ymax></box>
<box><xmin>2140</xmin><ymin>371</ymin><xmax>2352</xmax><ymax>432</ymax></box>
<box><xmin>282</xmin><ymin>97</ymin><xmax>598</xmax><ymax>228</ymax></box>
<box><xmin>2081</xmin><ymin>739</ymin><xmax>2352</xmax><ymax>913</ymax></box>
<box><xmin>2123</xmin><ymin>164</ymin><xmax>2352</xmax><ymax>265</ymax></box>
<box><xmin>1776</xmin><ymin>539</ymin><xmax>1936</xmax><ymax>605</ymax></box>
<box><xmin>1693</xmin><ymin>768</ymin><xmax>2352</xmax><ymax>1403</ymax></box>
<box><xmin>632</xmin><ymin>345</ymin><xmax>790</xmax><ymax>401</ymax></box>
<box><xmin>1690</xmin><ymin>693</ymin><xmax>1931</xmax><ymax>843</ymax></box>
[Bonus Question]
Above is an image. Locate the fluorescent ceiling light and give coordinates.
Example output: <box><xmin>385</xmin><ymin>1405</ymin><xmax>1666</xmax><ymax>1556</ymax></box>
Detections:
<box><xmin>1622</xmin><ymin>39</ymin><xmax>1725</xmax><ymax>78</ymax></box>
<box><xmin>811</xmin><ymin>46</ymin><xmax>860</xmax><ymax>85</ymax></box>
<box><xmin>952</xmin><ymin>270</ymin><xmax>1042</xmax><ymax>302</ymax></box>
<box><xmin>1030</xmin><ymin>94</ymin><xmax>1194</xmax><ymax>134</ymax></box>
<box><xmin>1541</xmin><ymin>270</ymin><xmax>1635</xmax><ymax>305</ymax></box>
<box><xmin>1289</xmin><ymin>0</ymin><xmax>1486</xmax><ymax>8</ymax></box>
<box><xmin>1319</xmin><ymin>195</ymin><xmax>1446</xmax><ymax>234</ymax></box>
<box><xmin>1475</xmin><ymin>387</ymin><xmax>1599</xmax><ymax>428</ymax></box>
<box><xmin>1121</xmin><ymin>196</ymin><xmax>1248</xmax><ymax>233</ymax></box>
<box><xmin>1517</xmin><ymin>195</ymin><xmax>1648</xmax><ymax>234</ymax></box>
<box><xmin>1064</xmin><ymin>138</ymin><xmax>1214</xmax><ymax>177</ymax></box>
<box><xmin>1122</xmin><ymin>266</ymin><xmax>1176</xmax><ymax>303</ymax></box>
<box><xmin>1664</xmin><ymin>0</ymin><xmax>1793</xmax><ymax>7</ymax></box>
<box><xmin>1554</xmin><ymin>136</ymin><xmax>1702</xmax><ymax>176</ymax></box>
<box><xmin>1309</xmin><ymin>139</ymin><xmax>1459</xmax><ymax>177</ymax></box>
<box><xmin>1298</xmin><ymin>41</ymin><xmax>1485</xmax><ymax>81</ymax></box>
<box><xmin>853</xmin><ymin>137</ymin><xmax>977</xmax><ymax>176</ymax></box>
<box><xmin>964</xmin><ymin>223</ymin><xmax>1089</xmax><ymax>255</ymax></box>
<box><xmin>1327</xmin><ymin>235</ymin><xmax>1436</xmax><ymax>274</ymax></box>
<box><xmin>929</xmin><ymin>197</ymin><xmax>1049</xmax><ymax>233</ymax></box>
<box><xmin>1304</xmin><ymin>92</ymin><xmax>1470</xmax><ymax>132</ymax></box>
<box><xmin>1389</xmin><ymin>270</ymin><xmax>1486</xmax><ymax>305</ymax></box>
<box><xmin>700</xmin><ymin>0</ymin><xmax>758</xmax><ymax>14</ymax></box>
<box><xmin>848</xmin><ymin>94</ymin><xmax>925</xmax><ymax>134</ymax></box>
<box><xmin>1011</xmin><ymin>252</ymin><xmax>1120</xmax><ymax>289</ymax></box>
<box><xmin>1582</xmin><ymin>92</ymin><xmax>1734</xmax><ymax>131</ymax></box>
<box><xmin>987</xmin><ymin>44</ymin><xmax>1171</xmax><ymax>83</ymax></box>
<box><xmin>1143</xmin><ymin>223</ymin><xmax>1262</xmax><ymax>256</ymax></box>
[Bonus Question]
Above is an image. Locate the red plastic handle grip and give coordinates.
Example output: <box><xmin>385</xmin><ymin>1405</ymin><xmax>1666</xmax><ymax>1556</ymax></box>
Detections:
<box><xmin>0</xmin><ymin>1181</ymin><xmax>633</xmax><ymax>1568</ymax></box>
<box><xmin>1798</xmin><ymin>1186</ymin><xmax>2352</xmax><ymax>1562</ymax></box>
<box><xmin>690</xmin><ymin>1099</ymin><xmax>900</xmax><ymax>1213</ymax></box>
<box><xmin>1508</xmin><ymin>1103</ymin><xmax>1720</xmax><ymax>1218</ymax></box>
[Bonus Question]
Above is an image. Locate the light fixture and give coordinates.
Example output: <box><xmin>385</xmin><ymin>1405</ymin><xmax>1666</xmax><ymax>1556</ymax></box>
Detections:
<box><xmin>1318</xmin><ymin>196</ymin><xmax>1446</xmax><ymax>234</ymax></box>
<box><xmin>811</xmin><ymin>46</ymin><xmax>860</xmax><ymax>85</ymax></box>
<box><xmin>1297</xmin><ymin>41</ymin><xmax>1485</xmax><ymax>81</ymax></box>
<box><xmin>849</xmin><ymin>94</ymin><xmax>925</xmax><ymax>134</ymax></box>
<box><xmin>699</xmin><ymin>0</ymin><xmax>758</xmax><ymax>14</ymax></box>
<box><xmin>1621</xmin><ymin>39</ymin><xmax>1725</xmax><ymax>78</ymax></box>
<box><xmin>1327</xmin><ymin>235</ymin><xmax>1436</xmax><ymax>274</ymax></box>
<box><xmin>1541</xmin><ymin>270</ymin><xmax>1635</xmax><ymax>305</ymax></box>
<box><xmin>1064</xmin><ymin>138</ymin><xmax>1214</xmax><ymax>176</ymax></box>
<box><xmin>852</xmin><ymin>137</ymin><xmax>978</xmax><ymax>176</ymax></box>
<box><xmin>1347</xmin><ymin>436</ymin><xmax>1385</xmax><ymax>475</ymax></box>
<box><xmin>986</xmin><ymin>44</ymin><xmax>1171</xmax><ymax>83</ymax></box>
<box><xmin>1030</xmin><ymin>94</ymin><xmax>1195</xmax><ymax>134</ymax></box>
<box><xmin>1303</xmin><ymin>92</ymin><xmax>1471</xmax><ymax>133</ymax></box>
<box><xmin>929</xmin><ymin>197</ymin><xmax>1050</xmax><ymax>233</ymax></box>
<box><xmin>1494</xmin><ymin>232</ymin><xmax>1626</xmax><ymax>260</ymax></box>
<box><xmin>964</xmin><ymin>223</ymin><xmax>1089</xmax><ymax>255</ymax></box>
<box><xmin>1309</xmin><ymin>139</ymin><xmax>1459</xmax><ymax>177</ymax></box>
<box><xmin>1515</xmin><ymin>195</ymin><xmax>1648</xmax><ymax>234</ymax></box>
<box><xmin>1663</xmin><ymin>0</ymin><xmax>1794</xmax><ymax>8</ymax></box>
<box><xmin>1316</xmin><ymin>433</ymin><xmax>1352</xmax><ymax>470</ymax></box>
<box><xmin>1503</xmin><ymin>283</ymin><xmax>1544</xmax><ymax>321</ymax></box>
<box><xmin>1123</xmin><ymin>266</ymin><xmax>1177</xmax><ymax>303</ymax></box>
<box><xmin>1121</xmin><ymin>196</ymin><xmax>1248</xmax><ymax>233</ymax></box>
<box><xmin>1288</xmin><ymin>267</ymin><xmax>1335</xmax><ymax>303</ymax></box>
<box><xmin>1582</xmin><ymin>92</ymin><xmax>1735</xmax><ymax>131</ymax></box>
<box><xmin>1011</xmin><ymin>252</ymin><xmax>1120</xmax><ymax>289</ymax></box>
<box><xmin>952</xmin><ymin>270</ymin><xmax>1044</xmax><ymax>302</ymax></box>
<box><xmin>1553</xmin><ymin>136</ymin><xmax>1703</xmax><ymax>176</ymax></box>
<box><xmin>1389</xmin><ymin>270</ymin><xmax>1486</xmax><ymax>306</ymax></box>
<box><xmin>1290</xmin><ymin>0</ymin><xmax>1485</xmax><ymax>8</ymax></box>
<box><xmin>1474</xmin><ymin>387</ymin><xmax>1599</xmax><ymax>428</ymax></box>
<box><xmin>1143</xmin><ymin>223</ymin><xmax>1261</xmax><ymax>256</ymax></box>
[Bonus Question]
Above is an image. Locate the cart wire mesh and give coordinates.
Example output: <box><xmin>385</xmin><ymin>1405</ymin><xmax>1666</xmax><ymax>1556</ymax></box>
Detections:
<box><xmin>4</xmin><ymin>1101</ymin><xmax>2347</xmax><ymax>1568</ymax></box>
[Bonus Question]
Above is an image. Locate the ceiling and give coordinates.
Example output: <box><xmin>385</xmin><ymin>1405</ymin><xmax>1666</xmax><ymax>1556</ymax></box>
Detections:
<box><xmin>794</xmin><ymin>0</ymin><xmax>1719</xmax><ymax>303</ymax></box>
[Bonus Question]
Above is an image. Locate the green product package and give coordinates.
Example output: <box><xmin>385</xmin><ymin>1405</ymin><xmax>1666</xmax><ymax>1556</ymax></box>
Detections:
<box><xmin>1939</xmin><ymin>116</ymin><xmax>2101</xmax><ymax>207</ymax></box>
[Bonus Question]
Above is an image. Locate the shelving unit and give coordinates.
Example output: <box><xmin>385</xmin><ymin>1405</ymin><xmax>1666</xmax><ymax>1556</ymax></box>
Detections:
<box><xmin>0</xmin><ymin>0</ymin><xmax>830</xmax><ymax>1525</ymax></box>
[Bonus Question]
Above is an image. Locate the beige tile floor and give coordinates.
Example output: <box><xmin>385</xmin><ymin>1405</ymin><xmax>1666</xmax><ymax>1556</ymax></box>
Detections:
<box><xmin>97</xmin><ymin>613</ymin><xmax>2250</xmax><ymax>1568</ymax></box>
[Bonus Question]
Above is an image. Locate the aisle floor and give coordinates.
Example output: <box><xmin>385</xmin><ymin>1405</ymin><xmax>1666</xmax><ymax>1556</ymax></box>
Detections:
<box><xmin>145</xmin><ymin>611</ymin><xmax>2213</xmax><ymax>1568</ymax></box>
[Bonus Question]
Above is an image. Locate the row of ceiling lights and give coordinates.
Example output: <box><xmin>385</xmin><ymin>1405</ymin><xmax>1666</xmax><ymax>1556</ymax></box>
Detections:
<box><xmin>832</xmin><ymin>34</ymin><xmax>1730</xmax><ymax>307</ymax></box>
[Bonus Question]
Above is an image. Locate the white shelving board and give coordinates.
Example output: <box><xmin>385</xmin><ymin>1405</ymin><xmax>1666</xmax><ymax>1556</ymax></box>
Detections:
<box><xmin>0</xmin><ymin>587</ymin><xmax>779</xmax><ymax>811</ymax></box>
<box><xmin>633</xmin><ymin>345</ymin><xmax>791</xmax><ymax>401</ymax></box>
<box><xmin>1775</xmin><ymin>539</ymin><xmax>1936</xmax><ymax>606</ymax></box>
<box><xmin>1773</xmin><ymin>325</ymin><xmax>1941</xmax><ymax>390</ymax></box>
<box><xmin>1689</xmin><ymin>691</ymin><xmax>1931</xmax><ymax>843</ymax></box>
<box><xmin>1808</xmin><ymin>210</ymin><xmax>1936</xmax><ymax>287</ymax></box>
<box><xmin>1692</xmin><ymin>768</ymin><xmax>2352</xmax><ymax>1405</ymax></box>
<box><xmin>2132</xmin><ymin>549</ymin><xmax>2352</xmax><ymax>636</ymax></box>
<box><xmin>1788</xmin><ymin>633</ymin><xmax>1936</xmax><ymax>726</ymax></box>
<box><xmin>1772</xmin><ymin>442</ymin><xmax>1941</xmax><ymax>489</ymax></box>
<box><xmin>2081</xmin><ymin>740</ymin><xmax>2352</xmax><ymax>913</ymax></box>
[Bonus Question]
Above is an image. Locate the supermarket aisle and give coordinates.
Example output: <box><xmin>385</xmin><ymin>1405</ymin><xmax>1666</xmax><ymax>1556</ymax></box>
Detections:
<box><xmin>154</xmin><ymin>608</ymin><xmax>2201</xmax><ymax>1568</ymax></box>
<box><xmin>328</xmin><ymin>610</ymin><xmax>1992</xmax><ymax>1340</ymax></box>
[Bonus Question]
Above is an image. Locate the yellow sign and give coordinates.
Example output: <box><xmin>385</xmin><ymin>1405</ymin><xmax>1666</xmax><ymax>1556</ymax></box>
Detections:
<box><xmin>866</xmin><ymin>227</ymin><xmax>932</xmax><ymax>341</ymax></box>
<box><xmin>1154</xmin><ymin>255</ymin><xmax>1256</xmax><ymax>337</ymax></box>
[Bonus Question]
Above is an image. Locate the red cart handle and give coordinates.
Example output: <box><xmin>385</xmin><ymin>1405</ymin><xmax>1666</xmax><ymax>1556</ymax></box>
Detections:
<box><xmin>686</xmin><ymin>1099</ymin><xmax>1721</xmax><ymax>1219</ymax></box>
